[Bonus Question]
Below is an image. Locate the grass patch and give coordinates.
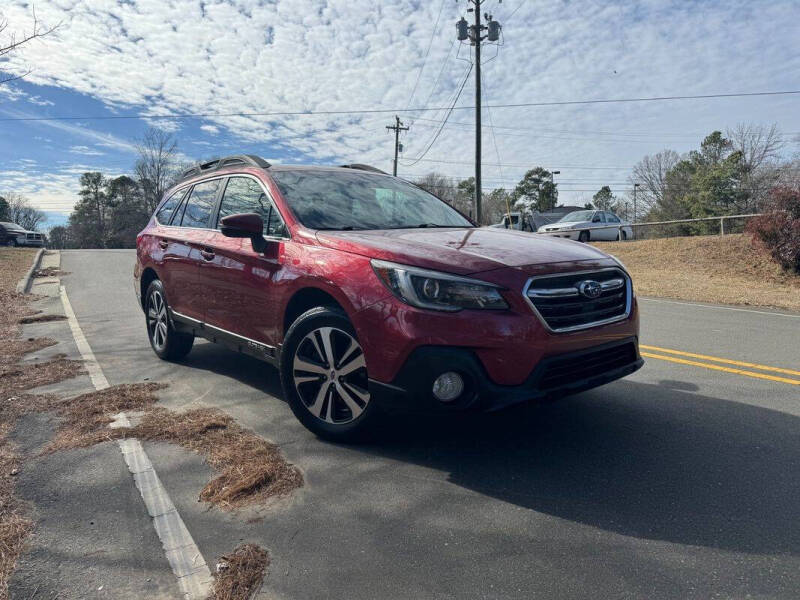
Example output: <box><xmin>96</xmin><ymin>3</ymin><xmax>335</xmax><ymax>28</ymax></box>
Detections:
<box><xmin>0</xmin><ymin>422</ymin><xmax>32</xmax><ymax>600</ymax></box>
<box><xmin>595</xmin><ymin>234</ymin><xmax>800</xmax><ymax>310</ymax></box>
<box><xmin>210</xmin><ymin>544</ymin><xmax>270</xmax><ymax>600</ymax></box>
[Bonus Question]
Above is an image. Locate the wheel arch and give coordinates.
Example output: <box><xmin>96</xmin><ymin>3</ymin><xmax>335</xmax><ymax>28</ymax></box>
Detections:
<box><xmin>283</xmin><ymin>286</ymin><xmax>349</xmax><ymax>335</ymax></box>
<box><xmin>139</xmin><ymin>267</ymin><xmax>160</xmax><ymax>309</ymax></box>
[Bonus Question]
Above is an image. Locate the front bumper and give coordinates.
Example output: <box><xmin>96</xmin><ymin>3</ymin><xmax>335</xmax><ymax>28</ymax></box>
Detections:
<box><xmin>369</xmin><ymin>336</ymin><xmax>643</xmax><ymax>414</ymax></box>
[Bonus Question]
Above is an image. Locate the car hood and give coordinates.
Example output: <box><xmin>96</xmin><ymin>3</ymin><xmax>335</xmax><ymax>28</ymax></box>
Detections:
<box><xmin>541</xmin><ymin>220</ymin><xmax>590</xmax><ymax>230</ymax></box>
<box><xmin>315</xmin><ymin>227</ymin><xmax>612</xmax><ymax>275</ymax></box>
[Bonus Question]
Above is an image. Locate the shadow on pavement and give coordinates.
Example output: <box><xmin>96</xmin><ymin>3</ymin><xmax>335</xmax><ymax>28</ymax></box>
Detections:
<box><xmin>356</xmin><ymin>379</ymin><xmax>800</xmax><ymax>556</ymax></box>
<box><xmin>165</xmin><ymin>342</ymin><xmax>800</xmax><ymax>556</ymax></box>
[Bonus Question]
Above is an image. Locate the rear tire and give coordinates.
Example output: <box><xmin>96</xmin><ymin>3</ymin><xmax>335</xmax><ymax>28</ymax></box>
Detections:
<box><xmin>281</xmin><ymin>306</ymin><xmax>383</xmax><ymax>442</ymax></box>
<box><xmin>144</xmin><ymin>279</ymin><xmax>194</xmax><ymax>361</ymax></box>
<box><xmin>578</xmin><ymin>231</ymin><xmax>590</xmax><ymax>243</ymax></box>
<box><xmin>617</xmin><ymin>230</ymin><xmax>627</xmax><ymax>241</ymax></box>
<box><xmin>7</xmin><ymin>239</ymin><xmax>17</xmax><ymax>247</ymax></box>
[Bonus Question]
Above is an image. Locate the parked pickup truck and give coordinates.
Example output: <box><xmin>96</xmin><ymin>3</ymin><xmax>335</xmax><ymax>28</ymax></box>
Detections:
<box><xmin>0</xmin><ymin>222</ymin><xmax>45</xmax><ymax>247</ymax></box>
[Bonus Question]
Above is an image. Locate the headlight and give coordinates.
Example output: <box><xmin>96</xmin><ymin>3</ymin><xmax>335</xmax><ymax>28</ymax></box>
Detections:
<box><xmin>371</xmin><ymin>260</ymin><xmax>508</xmax><ymax>312</ymax></box>
<box><xmin>607</xmin><ymin>253</ymin><xmax>628</xmax><ymax>273</ymax></box>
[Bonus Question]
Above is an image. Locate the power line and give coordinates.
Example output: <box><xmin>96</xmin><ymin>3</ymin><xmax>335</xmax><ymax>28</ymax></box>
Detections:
<box><xmin>405</xmin><ymin>0</ymin><xmax>448</xmax><ymax>110</ymax></box>
<box><xmin>402</xmin><ymin>64</ymin><xmax>473</xmax><ymax>167</ymax></box>
<box><xmin>3</xmin><ymin>90</ymin><xmax>798</xmax><ymax>122</ymax></box>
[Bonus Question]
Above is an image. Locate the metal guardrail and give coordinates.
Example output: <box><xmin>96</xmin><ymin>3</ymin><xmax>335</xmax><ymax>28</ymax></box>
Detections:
<box><xmin>535</xmin><ymin>213</ymin><xmax>764</xmax><ymax>241</ymax></box>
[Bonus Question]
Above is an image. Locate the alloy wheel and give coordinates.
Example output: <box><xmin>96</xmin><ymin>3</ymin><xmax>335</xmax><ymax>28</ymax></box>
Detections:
<box><xmin>292</xmin><ymin>326</ymin><xmax>370</xmax><ymax>424</ymax></box>
<box><xmin>147</xmin><ymin>289</ymin><xmax>169</xmax><ymax>352</ymax></box>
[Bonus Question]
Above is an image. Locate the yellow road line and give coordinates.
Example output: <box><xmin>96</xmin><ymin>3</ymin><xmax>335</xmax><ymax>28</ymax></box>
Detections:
<box><xmin>640</xmin><ymin>344</ymin><xmax>800</xmax><ymax>377</ymax></box>
<box><xmin>641</xmin><ymin>352</ymin><xmax>800</xmax><ymax>386</ymax></box>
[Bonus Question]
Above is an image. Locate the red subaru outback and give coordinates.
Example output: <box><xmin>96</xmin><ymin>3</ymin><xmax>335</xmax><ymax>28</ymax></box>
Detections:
<box><xmin>135</xmin><ymin>155</ymin><xmax>642</xmax><ymax>441</ymax></box>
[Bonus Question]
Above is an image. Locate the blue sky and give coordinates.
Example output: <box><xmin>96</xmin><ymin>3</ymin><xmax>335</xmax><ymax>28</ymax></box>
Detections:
<box><xmin>1</xmin><ymin>0</ymin><xmax>799</xmax><ymax>229</ymax></box>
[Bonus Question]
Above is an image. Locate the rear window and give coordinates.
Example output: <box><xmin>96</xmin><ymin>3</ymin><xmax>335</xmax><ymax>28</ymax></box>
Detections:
<box><xmin>155</xmin><ymin>190</ymin><xmax>185</xmax><ymax>224</ymax></box>
<box><xmin>179</xmin><ymin>180</ymin><xmax>221</xmax><ymax>228</ymax></box>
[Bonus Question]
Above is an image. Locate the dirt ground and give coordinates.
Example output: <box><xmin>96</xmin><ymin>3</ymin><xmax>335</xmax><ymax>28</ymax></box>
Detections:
<box><xmin>595</xmin><ymin>234</ymin><xmax>800</xmax><ymax>311</ymax></box>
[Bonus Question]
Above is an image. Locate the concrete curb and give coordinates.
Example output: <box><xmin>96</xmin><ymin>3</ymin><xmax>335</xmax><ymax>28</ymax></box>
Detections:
<box><xmin>16</xmin><ymin>248</ymin><xmax>45</xmax><ymax>294</ymax></box>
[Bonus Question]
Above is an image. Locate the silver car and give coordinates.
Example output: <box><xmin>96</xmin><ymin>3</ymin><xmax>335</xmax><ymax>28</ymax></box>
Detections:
<box><xmin>537</xmin><ymin>210</ymin><xmax>633</xmax><ymax>242</ymax></box>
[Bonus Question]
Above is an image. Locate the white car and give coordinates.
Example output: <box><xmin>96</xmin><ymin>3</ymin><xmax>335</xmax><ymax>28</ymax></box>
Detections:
<box><xmin>537</xmin><ymin>210</ymin><xmax>633</xmax><ymax>242</ymax></box>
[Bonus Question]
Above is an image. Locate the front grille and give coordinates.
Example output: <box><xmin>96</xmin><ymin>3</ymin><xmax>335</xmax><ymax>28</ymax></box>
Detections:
<box><xmin>536</xmin><ymin>341</ymin><xmax>638</xmax><ymax>391</ymax></box>
<box><xmin>524</xmin><ymin>268</ymin><xmax>630</xmax><ymax>332</ymax></box>
<box><xmin>26</xmin><ymin>233</ymin><xmax>42</xmax><ymax>240</ymax></box>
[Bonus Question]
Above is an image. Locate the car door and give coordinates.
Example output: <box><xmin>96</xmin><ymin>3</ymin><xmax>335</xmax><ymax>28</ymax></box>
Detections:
<box><xmin>604</xmin><ymin>212</ymin><xmax>622</xmax><ymax>239</ymax></box>
<box><xmin>164</xmin><ymin>179</ymin><xmax>223</xmax><ymax>321</ymax></box>
<box><xmin>201</xmin><ymin>175</ymin><xmax>289</xmax><ymax>347</ymax></box>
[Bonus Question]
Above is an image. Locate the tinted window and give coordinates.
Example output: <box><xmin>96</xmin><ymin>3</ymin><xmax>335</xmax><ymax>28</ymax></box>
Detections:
<box><xmin>217</xmin><ymin>177</ymin><xmax>287</xmax><ymax>237</ymax></box>
<box><xmin>605</xmin><ymin>212</ymin><xmax>620</xmax><ymax>223</ymax></box>
<box><xmin>179</xmin><ymin>180</ymin><xmax>220</xmax><ymax>228</ymax></box>
<box><xmin>155</xmin><ymin>189</ymin><xmax>185</xmax><ymax>224</ymax></box>
<box><xmin>270</xmin><ymin>169</ymin><xmax>473</xmax><ymax>230</ymax></box>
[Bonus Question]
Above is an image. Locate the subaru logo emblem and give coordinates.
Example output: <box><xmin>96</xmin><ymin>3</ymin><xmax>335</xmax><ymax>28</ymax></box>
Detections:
<box><xmin>578</xmin><ymin>280</ymin><xmax>602</xmax><ymax>299</ymax></box>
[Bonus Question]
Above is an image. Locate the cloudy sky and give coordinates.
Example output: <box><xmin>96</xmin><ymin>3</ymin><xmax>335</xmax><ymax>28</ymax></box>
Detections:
<box><xmin>1</xmin><ymin>0</ymin><xmax>799</xmax><ymax>227</ymax></box>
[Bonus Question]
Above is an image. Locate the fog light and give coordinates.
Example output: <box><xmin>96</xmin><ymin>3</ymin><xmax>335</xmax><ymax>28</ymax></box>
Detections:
<box><xmin>432</xmin><ymin>372</ymin><xmax>464</xmax><ymax>402</ymax></box>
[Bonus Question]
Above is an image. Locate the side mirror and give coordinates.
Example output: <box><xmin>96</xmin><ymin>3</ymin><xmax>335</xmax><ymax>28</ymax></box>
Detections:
<box><xmin>220</xmin><ymin>213</ymin><xmax>268</xmax><ymax>253</ymax></box>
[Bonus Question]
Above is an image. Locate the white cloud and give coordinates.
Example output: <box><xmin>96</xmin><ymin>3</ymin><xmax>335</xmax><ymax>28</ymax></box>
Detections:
<box><xmin>69</xmin><ymin>144</ymin><xmax>105</xmax><ymax>156</ymax></box>
<box><xmin>27</xmin><ymin>95</ymin><xmax>55</xmax><ymax>106</ymax></box>
<box><xmin>1</xmin><ymin>0</ymin><xmax>798</xmax><ymax>205</ymax></box>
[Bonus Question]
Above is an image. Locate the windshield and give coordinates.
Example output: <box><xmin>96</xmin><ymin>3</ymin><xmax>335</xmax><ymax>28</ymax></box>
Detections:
<box><xmin>269</xmin><ymin>169</ymin><xmax>474</xmax><ymax>230</ymax></box>
<box><xmin>558</xmin><ymin>210</ymin><xmax>595</xmax><ymax>222</ymax></box>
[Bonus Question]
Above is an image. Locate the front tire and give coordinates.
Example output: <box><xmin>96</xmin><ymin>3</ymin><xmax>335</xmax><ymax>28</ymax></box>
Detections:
<box><xmin>144</xmin><ymin>279</ymin><xmax>194</xmax><ymax>360</ymax></box>
<box><xmin>7</xmin><ymin>239</ymin><xmax>18</xmax><ymax>247</ymax></box>
<box><xmin>578</xmin><ymin>231</ymin><xmax>590</xmax><ymax>243</ymax></box>
<box><xmin>617</xmin><ymin>230</ymin><xmax>627</xmax><ymax>241</ymax></box>
<box><xmin>281</xmin><ymin>306</ymin><xmax>382</xmax><ymax>442</ymax></box>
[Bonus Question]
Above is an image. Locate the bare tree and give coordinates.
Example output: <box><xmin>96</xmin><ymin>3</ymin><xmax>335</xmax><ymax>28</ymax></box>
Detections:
<box><xmin>134</xmin><ymin>128</ymin><xmax>181</xmax><ymax>213</ymax></box>
<box><xmin>628</xmin><ymin>149</ymin><xmax>681</xmax><ymax>219</ymax></box>
<box><xmin>0</xmin><ymin>8</ymin><xmax>60</xmax><ymax>86</ymax></box>
<box><xmin>3</xmin><ymin>192</ymin><xmax>47</xmax><ymax>230</ymax></box>
<box><xmin>727</xmin><ymin>123</ymin><xmax>786</xmax><ymax>211</ymax></box>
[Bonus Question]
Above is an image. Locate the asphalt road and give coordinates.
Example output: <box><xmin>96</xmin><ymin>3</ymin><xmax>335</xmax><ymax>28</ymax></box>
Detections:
<box><xmin>27</xmin><ymin>249</ymin><xmax>800</xmax><ymax>599</ymax></box>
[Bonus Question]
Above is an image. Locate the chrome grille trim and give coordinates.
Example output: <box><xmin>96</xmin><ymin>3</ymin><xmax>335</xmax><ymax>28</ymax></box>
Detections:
<box><xmin>523</xmin><ymin>267</ymin><xmax>632</xmax><ymax>333</ymax></box>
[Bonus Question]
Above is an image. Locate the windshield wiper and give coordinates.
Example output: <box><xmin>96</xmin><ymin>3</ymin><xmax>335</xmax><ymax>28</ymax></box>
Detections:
<box><xmin>317</xmin><ymin>226</ymin><xmax>358</xmax><ymax>231</ymax></box>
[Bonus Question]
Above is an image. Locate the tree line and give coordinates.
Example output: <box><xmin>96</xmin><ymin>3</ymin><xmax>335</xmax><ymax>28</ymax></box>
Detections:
<box><xmin>47</xmin><ymin>129</ymin><xmax>183</xmax><ymax>249</ymax></box>
<box><xmin>416</xmin><ymin>123</ymin><xmax>797</xmax><ymax>227</ymax></box>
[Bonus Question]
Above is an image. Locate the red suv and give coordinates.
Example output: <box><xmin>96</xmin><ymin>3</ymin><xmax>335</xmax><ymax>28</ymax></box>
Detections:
<box><xmin>135</xmin><ymin>155</ymin><xmax>642</xmax><ymax>441</ymax></box>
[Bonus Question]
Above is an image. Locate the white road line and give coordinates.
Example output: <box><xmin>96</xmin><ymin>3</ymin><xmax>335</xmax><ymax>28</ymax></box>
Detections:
<box><xmin>60</xmin><ymin>285</ymin><xmax>211</xmax><ymax>599</ymax></box>
<box><xmin>639</xmin><ymin>297</ymin><xmax>800</xmax><ymax>318</ymax></box>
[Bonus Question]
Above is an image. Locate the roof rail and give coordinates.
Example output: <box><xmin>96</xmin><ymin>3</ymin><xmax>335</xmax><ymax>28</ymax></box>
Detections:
<box><xmin>339</xmin><ymin>163</ymin><xmax>387</xmax><ymax>175</ymax></box>
<box><xmin>179</xmin><ymin>154</ymin><xmax>271</xmax><ymax>181</ymax></box>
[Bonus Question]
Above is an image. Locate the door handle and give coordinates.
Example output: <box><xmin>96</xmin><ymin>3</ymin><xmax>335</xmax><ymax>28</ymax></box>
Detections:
<box><xmin>158</xmin><ymin>240</ymin><xmax>169</xmax><ymax>249</ymax></box>
<box><xmin>200</xmin><ymin>248</ymin><xmax>215</xmax><ymax>261</ymax></box>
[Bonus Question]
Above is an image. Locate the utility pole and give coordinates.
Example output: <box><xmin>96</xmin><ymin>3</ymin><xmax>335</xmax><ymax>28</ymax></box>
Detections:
<box><xmin>633</xmin><ymin>183</ymin><xmax>640</xmax><ymax>239</ymax></box>
<box><xmin>457</xmin><ymin>3</ymin><xmax>501</xmax><ymax>225</ymax></box>
<box><xmin>386</xmin><ymin>115</ymin><xmax>408</xmax><ymax>177</ymax></box>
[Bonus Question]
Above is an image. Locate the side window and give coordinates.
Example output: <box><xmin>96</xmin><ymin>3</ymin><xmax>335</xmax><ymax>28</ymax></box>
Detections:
<box><xmin>179</xmin><ymin>179</ymin><xmax>221</xmax><ymax>228</ymax></box>
<box><xmin>155</xmin><ymin>189</ymin><xmax>185</xmax><ymax>224</ymax></box>
<box><xmin>217</xmin><ymin>177</ymin><xmax>287</xmax><ymax>238</ymax></box>
<box><xmin>606</xmin><ymin>212</ymin><xmax>620</xmax><ymax>223</ymax></box>
<box><xmin>592</xmin><ymin>212</ymin><xmax>604</xmax><ymax>223</ymax></box>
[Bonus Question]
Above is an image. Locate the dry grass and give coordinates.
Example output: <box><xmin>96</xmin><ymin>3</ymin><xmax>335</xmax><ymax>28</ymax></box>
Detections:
<box><xmin>595</xmin><ymin>234</ymin><xmax>800</xmax><ymax>310</ymax></box>
<box><xmin>0</xmin><ymin>248</ymin><xmax>37</xmax><ymax>292</ymax></box>
<box><xmin>44</xmin><ymin>388</ymin><xmax>303</xmax><ymax>510</ymax></box>
<box><xmin>210</xmin><ymin>544</ymin><xmax>270</xmax><ymax>600</ymax></box>
<box><xmin>18</xmin><ymin>313</ymin><xmax>67</xmax><ymax>324</ymax></box>
<box><xmin>0</xmin><ymin>248</ymin><xmax>58</xmax><ymax>600</ymax></box>
<box><xmin>0</xmin><ymin>422</ymin><xmax>32</xmax><ymax>600</ymax></box>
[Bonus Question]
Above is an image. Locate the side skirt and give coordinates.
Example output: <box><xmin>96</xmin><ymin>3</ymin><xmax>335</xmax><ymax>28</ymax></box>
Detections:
<box><xmin>169</xmin><ymin>309</ymin><xmax>279</xmax><ymax>366</ymax></box>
